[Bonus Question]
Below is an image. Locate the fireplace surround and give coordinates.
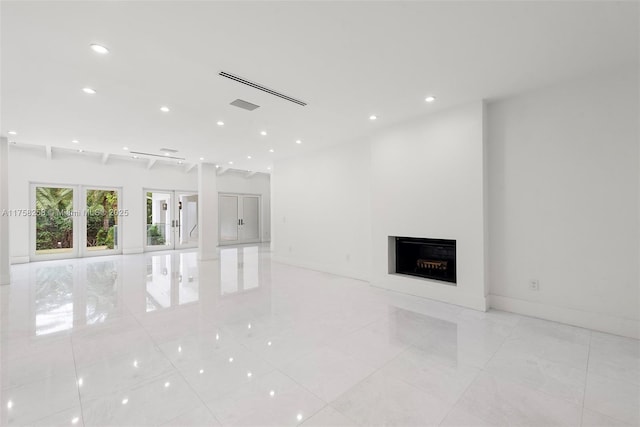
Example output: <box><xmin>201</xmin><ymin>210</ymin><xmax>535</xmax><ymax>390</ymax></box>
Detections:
<box><xmin>390</xmin><ymin>236</ymin><xmax>457</xmax><ymax>284</ymax></box>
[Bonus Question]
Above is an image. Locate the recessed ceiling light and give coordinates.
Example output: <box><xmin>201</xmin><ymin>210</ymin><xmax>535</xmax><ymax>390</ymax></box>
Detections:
<box><xmin>247</xmin><ymin>155</ymin><xmax>252</xmax><ymax>159</ymax></box>
<box><xmin>71</xmin><ymin>417</ymin><xmax>79</xmax><ymax>425</ymax></box>
<box><xmin>369</xmin><ymin>115</ymin><xmax>377</xmax><ymax>121</ymax></box>
<box><xmin>267</xmin><ymin>166</ymin><xmax>271</xmax><ymax>170</ymax></box>
<box><xmin>228</xmin><ymin>161</ymin><xmax>233</xmax><ymax>165</ymax></box>
<box><xmin>217</xmin><ymin>121</ymin><xmax>224</xmax><ymax>126</ymax></box>
<box><xmin>178</xmin><ymin>161</ymin><xmax>183</xmax><ymax>164</ymax></box>
<box><xmin>269</xmin><ymin>148</ymin><xmax>274</xmax><ymax>153</ymax></box>
<box><xmin>78</xmin><ymin>149</ymin><xmax>83</xmax><ymax>153</ymax></box>
<box><xmin>164</xmin><ymin>152</ymin><xmax>170</xmax><ymax>156</ymax></box>
<box><xmin>133</xmin><ymin>155</ymin><xmax>139</xmax><ymax>159</ymax></box>
<box><xmin>123</xmin><ymin>147</ymin><xmax>129</xmax><ymax>151</ymax></box>
<box><xmin>425</xmin><ymin>96</ymin><xmax>436</xmax><ymax>103</ymax></box>
<box><xmin>8</xmin><ymin>131</ymin><xmax>17</xmax><ymax>135</ymax></box>
<box><xmin>82</xmin><ymin>87</ymin><xmax>96</xmax><ymax>95</ymax></box>
<box><xmin>90</xmin><ymin>44</ymin><xmax>109</xmax><ymax>54</ymax></box>
<box><xmin>199</xmin><ymin>157</ymin><xmax>204</xmax><ymax>161</ymax></box>
<box><xmin>260</xmin><ymin>131</ymin><xmax>267</xmax><ymax>136</ymax></box>
<box><xmin>295</xmin><ymin>140</ymin><xmax>302</xmax><ymax>144</ymax></box>
<box><xmin>160</xmin><ymin>106</ymin><xmax>170</xmax><ymax>112</ymax></box>
<box><xmin>72</xmin><ymin>139</ymin><xmax>79</xmax><ymax>144</ymax></box>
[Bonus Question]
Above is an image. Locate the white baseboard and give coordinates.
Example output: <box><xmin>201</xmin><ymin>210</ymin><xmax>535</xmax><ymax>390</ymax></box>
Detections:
<box><xmin>490</xmin><ymin>294</ymin><xmax>640</xmax><ymax>339</ymax></box>
<box><xmin>122</xmin><ymin>247</ymin><xmax>144</xmax><ymax>255</ymax></box>
<box><xmin>271</xmin><ymin>255</ymin><xmax>371</xmax><ymax>282</ymax></box>
<box><xmin>10</xmin><ymin>256</ymin><xmax>30</xmax><ymax>264</ymax></box>
<box><xmin>371</xmin><ymin>277</ymin><xmax>488</xmax><ymax>312</ymax></box>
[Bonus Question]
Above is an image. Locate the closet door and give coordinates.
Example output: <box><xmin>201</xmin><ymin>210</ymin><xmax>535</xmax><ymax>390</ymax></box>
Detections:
<box><xmin>219</xmin><ymin>194</ymin><xmax>239</xmax><ymax>243</ymax></box>
<box><xmin>218</xmin><ymin>193</ymin><xmax>261</xmax><ymax>245</ymax></box>
<box><xmin>240</xmin><ymin>196</ymin><xmax>260</xmax><ymax>242</ymax></box>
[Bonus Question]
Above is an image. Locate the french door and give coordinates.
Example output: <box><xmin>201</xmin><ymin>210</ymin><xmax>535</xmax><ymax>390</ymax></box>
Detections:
<box><xmin>144</xmin><ymin>190</ymin><xmax>198</xmax><ymax>252</ymax></box>
<box><xmin>218</xmin><ymin>193</ymin><xmax>261</xmax><ymax>245</ymax></box>
<box><xmin>31</xmin><ymin>184</ymin><xmax>122</xmax><ymax>260</ymax></box>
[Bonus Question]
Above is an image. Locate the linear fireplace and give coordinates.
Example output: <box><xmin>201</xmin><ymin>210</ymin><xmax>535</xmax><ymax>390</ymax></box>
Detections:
<box><xmin>391</xmin><ymin>236</ymin><xmax>457</xmax><ymax>284</ymax></box>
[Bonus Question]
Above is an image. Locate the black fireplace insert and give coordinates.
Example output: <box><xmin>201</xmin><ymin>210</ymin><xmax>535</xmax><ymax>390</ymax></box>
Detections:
<box><xmin>393</xmin><ymin>237</ymin><xmax>457</xmax><ymax>284</ymax></box>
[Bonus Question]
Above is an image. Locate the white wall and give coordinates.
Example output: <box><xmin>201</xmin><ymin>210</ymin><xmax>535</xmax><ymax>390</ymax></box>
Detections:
<box><xmin>487</xmin><ymin>66</ymin><xmax>639</xmax><ymax>338</ymax></box>
<box><xmin>273</xmin><ymin>66</ymin><xmax>639</xmax><ymax>337</ymax></box>
<box><xmin>273</xmin><ymin>101</ymin><xmax>488</xmax><ymax>311</ymax></box>
<box><xmin>8</xmin><ymin>148</ymin><xmax>197</xmax><ymax>261</ymax></box>
<box><xmin>370</xmin><ymin>101</ymin><xmax>488</xmax><ymax>311</ymax></box>
<box><xmin>272</xmin><ymin>140</ymin><xmax>372</xmax><ymax>280</ymax></box>
<box><xmin>217</xmin><ymin>170</ymin><xmax>271</xmax><ymax>242</ymax></box>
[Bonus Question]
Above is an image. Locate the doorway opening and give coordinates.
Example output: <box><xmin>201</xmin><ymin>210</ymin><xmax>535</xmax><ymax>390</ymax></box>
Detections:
<box><xmin>31</xmin><ymin>184</ymin><xmax>122</xmax><ymax>261</ymax></box>
<box><xmin>145</xmin><ymin>190</ymin><xmax>198</xmax><ymax>251</ymax></box>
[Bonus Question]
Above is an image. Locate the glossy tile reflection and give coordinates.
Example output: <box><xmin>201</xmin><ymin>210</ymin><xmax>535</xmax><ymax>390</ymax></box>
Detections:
<box><xmin>1</xmin><ymin>245</ymin><xmax>639</xmax><ymax>426</ymax></box>
<box><xmin>34</xmin><ymin>264</ymin><xmax>75</xmax><ymax>336</ymax></box>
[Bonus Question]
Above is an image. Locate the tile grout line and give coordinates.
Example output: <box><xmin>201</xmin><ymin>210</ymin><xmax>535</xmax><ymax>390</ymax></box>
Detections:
<box><xmin>579</xmin><ymin>330</ymin><xmax>593</xmax><ymax>426</ymax></box>
<box><xmin>130</xmin><ymin>309</ymin><xmax>225</xmax><ymax>426</ymax></box>
<box><xmin>69</xmin><ymin>334</ymin><xmax>86</xmax><ymax>427</ymax></box>
<box><xmin>437</xmin><ymin>314</ymin><xmax>520</xmax><ymax>426</ymax></box>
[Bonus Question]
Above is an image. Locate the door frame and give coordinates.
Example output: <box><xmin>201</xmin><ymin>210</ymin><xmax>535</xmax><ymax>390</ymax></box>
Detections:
<box><xmin>81</xmin><ymin>186</ymin><xmax>123</xmax><ymax>258</ymax></box>
<box><xmin>30</xmin><ymin>183</ymin><xmax>123</xmax><ymax>261</ymax></box>
<box><xmin>218</xmin><ymin>192</ymin><xmax>262</xmax><ymax>246</ymax></box>
<box><xmin>143</xmin><ymin>189</ymin><xmax>199</xmax><ymax>252</ymax></box>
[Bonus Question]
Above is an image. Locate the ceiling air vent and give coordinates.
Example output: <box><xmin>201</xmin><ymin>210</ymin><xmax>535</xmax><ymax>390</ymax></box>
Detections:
<box><xmin>219</xmin><ymin>71</ymin><xmax>307</xmax><ymax>107</ymax></box>
<box><xmin>230</xmin><ymin>99</ymin><xmax>260</xmax><ymax>111</ymax></box>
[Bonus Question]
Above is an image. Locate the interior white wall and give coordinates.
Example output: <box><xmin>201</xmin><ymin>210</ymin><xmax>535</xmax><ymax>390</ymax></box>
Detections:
<box><xmin>216</xmin><ymin>170</ymin><xmax>271</xmax><ymax>242</ymax></box>
<box><xmin>487</xmin><ymin>66</ymin><xmax>639</xmax><ymax>338</ymax></box>
<box><xmin>370</xmin><ymin>102</ymin><xmax>488</xmax><ymax>311</ymax></box>
<box><xmin>8</xmin><ymin>148</ymin><xmax>197</xmax><ymax>261</ymax></box>
<box><xmin>0</xmin><ymin>138</ymin><xmax>10</xmax><ymax>284</ymax></box>
<box><xmin>272</xmin><ymin>141</ymin><xmax>372</xmax><ymax>280</ymax></box>
<box><xmin>198</xmin><ymin>163</ymin><xmax>218</xmax><ymax>260</ymax></box>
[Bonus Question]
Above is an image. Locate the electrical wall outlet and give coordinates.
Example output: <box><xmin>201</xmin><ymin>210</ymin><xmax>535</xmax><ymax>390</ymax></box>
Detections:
<box><xmin>529</xmin><ymin>279</ymin><xmax>540</xmax><ymax>291</ymax></box>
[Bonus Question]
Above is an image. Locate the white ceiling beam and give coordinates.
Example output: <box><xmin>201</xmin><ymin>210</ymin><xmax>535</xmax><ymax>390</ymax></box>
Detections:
<box><xmin>147</xmin><ymin>159</ymin><xmax>156</xmax><ymax>170</ymax></box>
<box><xmin>217</xmin><ymin>167</ymin><xmax>229</xmax><ymax>176</ymax></box>
<box><xmin>185</xmin><ymin>163</ymin><xmax>197</xmax><ymax>173</ymax></box>
<box><xmin>101</xmin><ymin>153</ymin><xmax>109</xmax><ymax>165</ymax></box>
<box><xmin>245</xmin><ymin>171</ymin><xmax>257</xmax><ymax>179</ymax></box>
<box><xmin>45</xmin><ymin>145</ymin><xmax>52</xmax><ymax>160</ymax></box>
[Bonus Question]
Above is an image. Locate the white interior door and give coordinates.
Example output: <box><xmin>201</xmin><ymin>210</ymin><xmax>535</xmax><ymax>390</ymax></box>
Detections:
<box><xmin>218</xmin><ymin>193</ymin><xmax>261</xmax><ymax>245</ymax></box>
<box><xmin>240</xmin><ymin>196</ymin><xmax>260</xmax><ymax>242</ymax></box>
<box><xmin>219</xmin><ymin>195</ymin><xmax>239</xmax><ymax>243</ymax></box>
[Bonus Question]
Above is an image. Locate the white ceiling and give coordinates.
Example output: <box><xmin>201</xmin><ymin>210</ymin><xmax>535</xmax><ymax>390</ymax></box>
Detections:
<box><xmin>1</xmin><ymin>1</ymin><xmax>638</xmax><ymax>172</ymax></box>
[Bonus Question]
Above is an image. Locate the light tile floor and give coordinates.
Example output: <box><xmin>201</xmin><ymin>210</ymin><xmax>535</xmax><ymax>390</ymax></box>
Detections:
<box><xmin>1</xmin><ymin>246</ymin><xmax>638</xmax><ymax>426</ymax></box>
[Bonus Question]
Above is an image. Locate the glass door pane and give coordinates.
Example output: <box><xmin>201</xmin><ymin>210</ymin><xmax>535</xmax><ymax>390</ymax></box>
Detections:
<box><xmin>146</xmin><ymin>191</ymin><xmax>173</xmax><ymax>249</ymax></box>
<box><xmin>177</xmin><ymin>193</ymin><xmax>198</xmax><ymax>248</ymax></box>
<box><xmin>35</xmin><ymin>186</ymin><xmax>75</xmax><ymax>256</ymax></box>
<box><xmin>86</xmin><ymin>189</ymin><xmax>119</xmax><ymax>253</ymax></box>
